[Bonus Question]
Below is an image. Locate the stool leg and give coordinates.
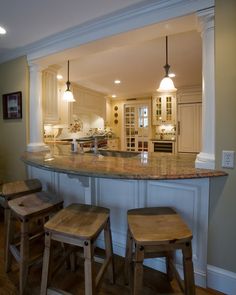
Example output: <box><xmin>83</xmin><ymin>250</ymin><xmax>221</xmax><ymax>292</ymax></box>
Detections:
<box><xmin>133</xmin><ymin>244</ymin><xmax>144</xmax><ymax>295</ymax></box>
<box><xmin>124</xmin><ymin>228</ymin><xmax>133</xmax><ymax>285</ymax></box>
<box><xmin>5</xmin><ymin>208</ymin><xmax>14</xmax><ymax>272</ymax></box>
<box><xmin>40</xmin><ymin>232</ymin><xmax>52</xmax><ymax>295</ymax></box>
<box><xmin>19</xmin><ymin>218</ymin><xmax>29</xmax><ymax>295</ymax></box>
<box><xmin>182</xmin><ymin>241</ymin><xmax>195</xmax><ymax>295</ymax></box>
<box><xmin>104</xmin><ymin>218</ymin><xmax>115</xmax><ymax>284</ymax></box>
<box><xmin>166</xmin><ymin>251</ymin><xmax>174</xmax><ymax>281</ymax></box>
<box><xmin>84</xmin><ymin>240</ymin><xmax>95</xmax><ymax>295</ymax></box>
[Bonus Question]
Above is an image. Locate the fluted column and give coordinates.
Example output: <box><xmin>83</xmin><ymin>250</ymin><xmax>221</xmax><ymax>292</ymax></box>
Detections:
<box><xmin>27</xmin><ymin>63</ymin><xmax>49</xmax><ymax>152</ymax></box>
<box><xmin>195</xmin><ymin>8</ymin><xmax>215</xmax><ymax>169</ymax></box>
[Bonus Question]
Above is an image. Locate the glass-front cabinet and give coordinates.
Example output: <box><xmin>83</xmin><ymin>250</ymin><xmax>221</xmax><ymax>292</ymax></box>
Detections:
<box><xmin>152</xmin><ymin>93</ymin><xmax>176</xmax><ymax>125</ymax></box>
<box><xmin>124</xmin><ymin>103</ymin><xmax>150</xmax><ymax>152</ymax></box>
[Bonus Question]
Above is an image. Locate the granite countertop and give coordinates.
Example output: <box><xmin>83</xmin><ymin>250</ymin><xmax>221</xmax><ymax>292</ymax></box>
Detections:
<box><xmin>21</xmin><ymin>144</ymin><xmax>227</xmax><ymax>180</ymax></box>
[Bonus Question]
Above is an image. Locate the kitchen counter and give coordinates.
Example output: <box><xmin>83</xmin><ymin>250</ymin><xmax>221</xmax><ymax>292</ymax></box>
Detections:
<box><xmin>22</xmin><ymin>143</ymin><xmax>227</xmax><ymax>287</ymax></box>
<box><xmin>22</xmin><ymin>143</ymin><xmax>226</xmax><ymax>180</ymax></box>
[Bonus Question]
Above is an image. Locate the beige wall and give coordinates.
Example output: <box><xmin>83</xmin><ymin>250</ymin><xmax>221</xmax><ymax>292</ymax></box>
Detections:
<box><xmin>0</xmin><ymin>56</ymin><xmax>29</xmax><ymax>182</ymax></box>
<box><xmin>208</xmin><ymin>0</ymin><xmax>236</xmax><ymax>272</ymax></box>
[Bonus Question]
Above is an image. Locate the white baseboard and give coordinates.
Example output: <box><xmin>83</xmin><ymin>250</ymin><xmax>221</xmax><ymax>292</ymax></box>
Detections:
<box><xmin>207</xmin><ymin>265</ymin><xmax>236</xmax><ymax>295</ymax></box>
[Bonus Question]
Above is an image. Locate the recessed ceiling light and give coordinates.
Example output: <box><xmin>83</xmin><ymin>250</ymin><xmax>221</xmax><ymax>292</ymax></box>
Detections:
<box><xmin>114</xmin><ymin>80</ymin><xmax>121</xmax><ymax>84</ymax></box>
<box><xmin>168</xmin><ymin>73</ymin><xmax>176</xmax><ymax>78</ymax></box>
<box><xmin>112</xmin><ymin>94</ymin><xmax>117</xmax><ymax>98</ymax></box>
<box><xmin>0</xmin><ymin>26</ymin><xmax>6</xmax><ymax>35</ymax></box>
<box><xmin>57</xmin><ymin>74</ymin><xmax>63</xmax><ymax>80</ymax></box>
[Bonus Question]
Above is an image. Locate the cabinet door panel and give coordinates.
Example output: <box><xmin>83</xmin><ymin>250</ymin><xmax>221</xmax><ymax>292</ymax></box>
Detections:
<box><xmin>177</xmin><ymin>103</ymin><xmax>202</xmax><ymax>153</ymax></box>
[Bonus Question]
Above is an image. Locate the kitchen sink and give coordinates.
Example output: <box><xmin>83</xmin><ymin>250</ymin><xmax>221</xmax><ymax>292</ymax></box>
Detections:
<box><xmin>85</xmin><ymin>150</ymin><xmax>140</xmax><ymax>158</ymax></box>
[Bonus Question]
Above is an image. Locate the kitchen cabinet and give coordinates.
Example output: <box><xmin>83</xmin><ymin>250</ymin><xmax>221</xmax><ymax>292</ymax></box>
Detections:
<box><xmin>42</xmin><ymin>67</ymin><xmax>59</xmax><ymax>124</ymax></box>
<box><xmin>124</xmin><ymin>103</ymin><xmax>151</xmax><ymax>152</ymax></box>
<box><xmin>152</xmin><ymin>93</ymin><xmax>176</xmax><ymax>125</ymax></box>
<box><xmin>177</xmin><ymin>103</ymin><xmax>202</xmax><ymax>153</ymax></box>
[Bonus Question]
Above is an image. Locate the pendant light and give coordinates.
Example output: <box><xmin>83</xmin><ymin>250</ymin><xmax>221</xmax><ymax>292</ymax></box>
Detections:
<box><xmin>63</xmin><ymin>60</ymin><xmax>75</xmax><ymax>102</ymax></box>
<box><xmin>157</xmin><ymin>36</ymin><xmax>177</xmax><ymax>93</ymax></box>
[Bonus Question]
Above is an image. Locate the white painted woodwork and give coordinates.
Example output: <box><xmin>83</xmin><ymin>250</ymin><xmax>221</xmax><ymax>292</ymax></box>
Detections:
<box><xmin>152</xmin><ymin>93</ymin><xmax>176</xmax><ymax>125</ymax></box>
<box><xmin>27</xmin><ymin>64</ymin><xmax>49</xmax><ymax>152</ymax></box>
<box><xmin>27</xmin><ymin>165</ymin><xmax>210</xmax><ymax>287</ymax></box>
<box><xmin>71</xmin><ymin>84</ymin><xmax>106</xmax><ymax>122</ymax></box>
<box><xmin>177</xmin><ymin>85</ymin><xmax>202</xmax><ymax>104</ymax></box>
<box><xmin>195</xmin><ymin>8</ymin><xmax>215</xmax><ymax>169</ymax></box>
<box><xmin>42</xmin><ymin>67</ymin><xmax>59</xmax><ymax>124</ymax></box>
<box><xmin>177</xmin><ymin>103</ymin><xmax>202</xmax><ymax>153</ymax></box>
<box><xmin>124</xmin><ymin>101</ymin><xmax>151</xmax><ymax>152</ymax></box>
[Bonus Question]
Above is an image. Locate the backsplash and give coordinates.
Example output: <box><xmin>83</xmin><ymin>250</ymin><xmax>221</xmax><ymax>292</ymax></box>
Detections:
<box><xmin>153</xmin><ymin>124</ymin><xmax>176</xmax><ymax>140</ymax></box>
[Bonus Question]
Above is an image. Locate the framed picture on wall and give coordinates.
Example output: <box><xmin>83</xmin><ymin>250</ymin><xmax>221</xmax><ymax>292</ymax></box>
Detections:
<box><xmin>2</xmin><ymin>91</ymin><xmax>22</xmax><ymax>119</ymax></box>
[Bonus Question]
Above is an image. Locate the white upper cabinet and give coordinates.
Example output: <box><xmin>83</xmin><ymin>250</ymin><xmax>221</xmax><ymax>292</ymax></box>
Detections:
<box><xmin>42</xmin><ymin>67</ymin><xmax>59</xmax><ymax>124</ymax></box>
<box><xmin>152</xmin><ymin>93</ymin><xmax>176</xmax><ymax>125</ymax></box>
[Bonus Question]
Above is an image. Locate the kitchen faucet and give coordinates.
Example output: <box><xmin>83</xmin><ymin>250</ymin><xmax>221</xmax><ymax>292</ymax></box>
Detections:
<box><xmin>93</xmin><ymin>137</ymin><xmax>98</xmax><ymax>154</ymax></box>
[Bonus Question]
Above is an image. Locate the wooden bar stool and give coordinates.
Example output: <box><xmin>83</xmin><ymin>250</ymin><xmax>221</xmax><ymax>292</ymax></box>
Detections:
<box><xmin>125</xmin><ymin>207</ymin><xmax>195</xmax><ymax>295</ymax></box>
<box><xmin>0</xmin><ymin>179</ymin><xmax>42</xmax><ymax>268</ymax></box>
<box><xmin>0</xmin><ymin>178</ymin><xmax>42</xmax><ymax>226</ymax></box>
<box><xmin>6</xmin><ymin>191</ymin><xmax>63</xmax><ymax>295</ymax></box>
<box><xmin>40</xmin><ymin>203</ymin><xmax>115</xmax><ymax>295</ymax></box>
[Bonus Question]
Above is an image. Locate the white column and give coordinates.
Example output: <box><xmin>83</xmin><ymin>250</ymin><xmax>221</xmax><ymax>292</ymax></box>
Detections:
<box><xmin>195</xmin><ymin>8</ymin><xmax>215</xmax><ymax>169</ymax></box>
<box><xmin>27</xmin><ymin>63</ymin><xmax>49</xmax><ymax>152</ymax></box>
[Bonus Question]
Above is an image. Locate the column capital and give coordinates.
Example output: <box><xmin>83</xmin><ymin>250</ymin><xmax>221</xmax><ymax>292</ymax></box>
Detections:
<box><xmin>196</xmin><ymin>7</ymin><xmax>214</xmax><ymax>34</ymax></box>
<box><xmin>28</xmin><ymin>62</ymin><xmax>45</xmax><ymax>73</ymax></box>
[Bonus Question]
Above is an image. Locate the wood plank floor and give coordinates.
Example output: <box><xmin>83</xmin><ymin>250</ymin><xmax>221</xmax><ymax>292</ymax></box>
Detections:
<box><xmin>0</xmin><ymin>209</ymin><xmax>224</xmax><ymax>295</ymax></box>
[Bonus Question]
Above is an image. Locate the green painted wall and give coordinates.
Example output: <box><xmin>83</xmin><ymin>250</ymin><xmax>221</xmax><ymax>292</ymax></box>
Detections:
<box><xmin>208</xmin><ymin>0</ymin><xmax>236</xmax><ymax>272</ymax></box>
<box><xmin>0</xmin><ymin>56</ymin><xmax>29</xmax><ymax>183</ymax></box>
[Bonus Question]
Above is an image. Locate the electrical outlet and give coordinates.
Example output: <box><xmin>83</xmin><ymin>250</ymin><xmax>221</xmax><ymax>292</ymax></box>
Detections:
<box><xmin>222</xmin><ymin>150</ymin><xmax>235</xmax><ymax>168</ymax></box>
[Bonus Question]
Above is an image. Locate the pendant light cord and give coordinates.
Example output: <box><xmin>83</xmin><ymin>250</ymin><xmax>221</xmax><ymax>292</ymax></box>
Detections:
<box><xmin>67</xmin><ymin>60</ymin><xmax>70</xmax><ymax>83</ymax></box>
<box><xmin>66</xmin><ymin>60</ymin><xmax>71</xmax><ymax>90</ymax></box>
<box><xmin>164</xmin><ymin>35</ymin><xmax>170</xmax><ymax>77</ymax></box>
<box><xmin>166</xmin><ymin>36</ymin><xmax>168</xmax><ymax>65</ymax></box>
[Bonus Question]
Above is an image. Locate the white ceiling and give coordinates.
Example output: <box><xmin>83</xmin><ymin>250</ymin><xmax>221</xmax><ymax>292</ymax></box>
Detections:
<box><xmin>0</xmin><ymin>0</ymin><xmax>202</xmax><ymax>99</ymax></box>
<box><xmin>0</xmin><ymin>0</ymin><xmax>143</xmax><ymax>55</ymax></box>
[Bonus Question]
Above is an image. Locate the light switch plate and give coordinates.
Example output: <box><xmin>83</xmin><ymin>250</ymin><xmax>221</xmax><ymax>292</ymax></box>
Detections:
<box><xmin>222</xmin><ymin>150</ymin><xmax>235</xmax><ymax>168</ymax></box>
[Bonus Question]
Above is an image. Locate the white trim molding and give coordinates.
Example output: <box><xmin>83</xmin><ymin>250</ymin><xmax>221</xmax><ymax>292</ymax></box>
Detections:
<box><xmin>0</xmin><ymin>0</ymin><xmax>214</xmax><ymax>64</ymax></box>
<box><xmin>27</xmin><ymin>63</ymin><xmax>49</xmax><ymax>152</ymax></box>
<box><xmin>195</xmin><ymin>7</ymin><xmax>215</xmax><ymax>169</ymax></box>
<box><xmin>207</xmin><ymin>265</ymin><xmax>236</xmax><ymax>295</ymax></box>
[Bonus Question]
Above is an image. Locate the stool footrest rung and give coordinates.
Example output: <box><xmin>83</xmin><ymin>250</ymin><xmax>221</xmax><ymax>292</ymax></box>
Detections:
<box><xmin>9</xmin><ymin>244</ymin><xmax>43</xmax><ymax>266</ymax></box>
<box><xmin>95</xmin><ymin>256</ymin><xmax>112</xmax><ymax>287</ymax></box>
<box><xmin>47</xmin><ymin>287</ymin><xmax>72</xmax><ymax>295</ymax></box>
<box><xmin>169</xmin><ymin>259</ymin><xmax>185</xmax><ymax>292</ymax></box>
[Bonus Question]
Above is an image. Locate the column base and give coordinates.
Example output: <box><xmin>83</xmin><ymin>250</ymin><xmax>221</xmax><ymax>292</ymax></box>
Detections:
<box><xmin>27</xmin><ymin>142</ymin><xmax>49</xmax><ymax>152</ymax></box>
<box><xmin>195</xmin><ymin>152</ymin><xmax>215</xmax><ymax>169</ymax></box>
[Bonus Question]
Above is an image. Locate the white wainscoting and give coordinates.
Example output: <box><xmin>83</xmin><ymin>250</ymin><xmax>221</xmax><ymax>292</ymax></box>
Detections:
<box><xmin>27</xmin><ymin>165</ymin><xmax>209</xmax><ymax>288</ymax></box>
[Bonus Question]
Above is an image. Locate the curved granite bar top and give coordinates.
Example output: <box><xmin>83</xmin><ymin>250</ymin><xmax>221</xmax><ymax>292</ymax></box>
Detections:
<box><xmin>21</xmin><ymin>144</ymin><xmax>227</xmax><ymax>180</ymax></box>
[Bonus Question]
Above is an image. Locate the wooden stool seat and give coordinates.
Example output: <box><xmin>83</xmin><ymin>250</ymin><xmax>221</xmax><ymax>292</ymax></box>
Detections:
<box><xmin>8</xmin><ymin>192</ymin><xmax>61</xmax><ymax>219</ymax></box>
<box><xmin>128</xmin><ymin>207</ymin><xmax>192</xmax><ymax>244</ymax></box>
<box><xmin>0</xmin><ymin>178</ymin><xmax>42</xmax><ymax>225</ymax></box>
<box><xmin>125</xmin><ymin>207</ymin><xmax>195</xmax><ymax>295</ymax></box>
<box><xmin>45</xmin><ymin>203</ymin><xmax>110</xmax><ymax>239</ymax></box>
<box><xmin>0</xmin><ymin>179</ymin><xmax>42</xmax><ymax>205</ymax></box>
<box><xmin>40</xmin><ymin>203</ymin><xmax>115</xmax><ymax>295</ymax></box>
<box><xmin>6</xmin><ymin>191</ymin><xmax>63</xmax><ymax>295</ymax></box>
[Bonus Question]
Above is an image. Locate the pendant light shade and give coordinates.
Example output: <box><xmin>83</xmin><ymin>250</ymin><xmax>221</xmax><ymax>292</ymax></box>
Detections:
<box><xmin>63</xmin><ymin>60</ymin><xmax>75</xmax><ymax>102</ymax></box>
<box><xmin>157</xmin><ymin>36</ymin><xmax>177</xmax><ymax>93</ymax></box>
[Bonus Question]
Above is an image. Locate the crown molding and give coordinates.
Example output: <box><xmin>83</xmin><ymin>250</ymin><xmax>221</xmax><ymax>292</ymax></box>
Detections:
<box><xmin>0</xmin><ymin>0</ymin><xmax>214</xmax><ymax>64</ymax></box>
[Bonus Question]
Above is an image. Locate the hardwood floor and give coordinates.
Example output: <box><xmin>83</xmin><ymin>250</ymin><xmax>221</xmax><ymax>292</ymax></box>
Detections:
<box><xmin>0</xmin><ymin>208</ymin><xmax>224</xmax><ymax>295</ymax></box>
